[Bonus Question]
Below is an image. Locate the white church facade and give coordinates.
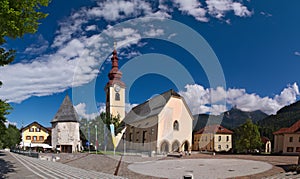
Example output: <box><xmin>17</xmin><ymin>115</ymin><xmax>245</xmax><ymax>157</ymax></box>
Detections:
<box><xmin>105</xmin><ymin>48</ymin><xmax>194</xmax><ymax>154</ymax></box>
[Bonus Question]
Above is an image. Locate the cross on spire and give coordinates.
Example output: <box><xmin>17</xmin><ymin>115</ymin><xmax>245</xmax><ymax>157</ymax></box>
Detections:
<box><xmin>114</xmin><ymin>41</ymin><xmax>117</xmax><ymax>50</ymax></box>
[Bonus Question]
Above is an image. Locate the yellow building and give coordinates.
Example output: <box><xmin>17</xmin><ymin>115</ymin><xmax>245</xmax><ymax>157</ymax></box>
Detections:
<box><xmin>273</xmin><ymin>120</ymin><xmax>300</xmax><ymax>154</ymax></box>
<box><xmin>193</xmin><ymin>125</ymin><xmax>233</xmax><ymax>152</ymax></box>
<box><xmin>20</xmin><ymin>121</ymin><xmax>52</xmax><ymax>151</ymax></box>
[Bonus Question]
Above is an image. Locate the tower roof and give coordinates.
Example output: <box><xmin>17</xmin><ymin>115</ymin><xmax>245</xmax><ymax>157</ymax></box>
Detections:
<box><xmin>106</xmin><ymin>49</ymin><xmax>125</xmax><ymax>88</ymax></box>
<box><xmin>51</xmin><ymin>95</ymin><xmax>79</xmax><ymax>123</ymax></box>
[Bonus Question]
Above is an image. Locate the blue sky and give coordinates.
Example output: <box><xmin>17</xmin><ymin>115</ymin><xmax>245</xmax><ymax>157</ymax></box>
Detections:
<box><xmin>1</xmin><ymin>0</ymin><xmax>300</xmax><ymax>128</ymax></box>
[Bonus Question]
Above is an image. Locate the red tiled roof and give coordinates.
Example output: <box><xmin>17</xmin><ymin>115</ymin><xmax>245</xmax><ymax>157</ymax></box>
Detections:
<box><xmin>273</xmin><ymin>120</ymin><xmax>300</xmax><ymax>135</ymax></box>
<box><xmin>195</xmin><ymin>125</ymin><xmax>233</xmax><ymax>135</ymax></box>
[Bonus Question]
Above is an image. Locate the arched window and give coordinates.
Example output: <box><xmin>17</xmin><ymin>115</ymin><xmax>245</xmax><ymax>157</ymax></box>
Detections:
<box><xmin>115</xmin><ymin>92</ymin><xmax>120</xmax><ymax>101</ymax></box>
<box><xmin>173</xmin><ymin>120</ymin><xmax>179</xmax><ymax>131</ymax></box>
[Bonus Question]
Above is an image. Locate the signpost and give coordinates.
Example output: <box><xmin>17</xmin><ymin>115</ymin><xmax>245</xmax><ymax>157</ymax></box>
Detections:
<box><xmin>110</xmin><ymin>124</ymin><xmax>116</xmax><ymax>156</ymax></box>
<box><xmin>95</xmin><ymin>125</ymin><xmax>98</xmax><ymax>154</ymax></box>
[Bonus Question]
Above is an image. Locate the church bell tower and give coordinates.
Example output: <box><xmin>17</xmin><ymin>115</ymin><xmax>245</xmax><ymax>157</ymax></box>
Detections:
<box><xmin>105</xmin><ymin>46</ymin><xmax>125</xmax><ymax>121</ymax></box>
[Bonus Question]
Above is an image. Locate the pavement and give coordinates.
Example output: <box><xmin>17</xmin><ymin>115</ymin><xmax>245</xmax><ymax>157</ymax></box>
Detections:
<box><xmin>3</xmin><ymin>150</ymin><xmax>300</xmax><ymax>179</ymax></box>
<box><xmin>0</xmin><ymin>150</ymin><xmax>124</xmax><ymax>178</ymax></box>
<box><xmin>128</xmin><ymin>158</ymin><xmax>273</xmax><ymax>179</ymax></box>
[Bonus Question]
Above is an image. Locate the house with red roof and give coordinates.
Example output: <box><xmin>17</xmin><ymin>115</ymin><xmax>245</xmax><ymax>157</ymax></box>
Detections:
<box><xmin>273</xmin><ymin>120</ymin><xmax>300</xmax><ymax>154</ymax></box>
<box><xmin>193</xmin><ymin>125</ymin><xmax>233</xmax><ymax>152</ymax></box>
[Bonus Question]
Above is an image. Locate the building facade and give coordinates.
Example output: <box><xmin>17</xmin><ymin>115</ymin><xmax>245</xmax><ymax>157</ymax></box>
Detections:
<box><xmin>123</xmin><ymin>90</ymin><xmax>194</xmax><ymax>154</ymax></box>
<box><xmin>51</xmin><ymin>95</ymin><xmax>81</xmax><ymax>153</ymax></box>
<box><xmin>193</xmin><ymin>125</ymin><xmax>233</xmax><ymax>152</ymax></box>
<box><xmin>273</xmin><ymin>120</ymin><xmax>300</xmax><ymax>154</ymax></box>
<box><xmin>20</xmin><ymin>121</ymin><xmax>51</xmax><ymax>150</ymax></box>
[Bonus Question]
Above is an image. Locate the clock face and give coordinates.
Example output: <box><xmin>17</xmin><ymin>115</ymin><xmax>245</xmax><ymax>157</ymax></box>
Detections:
<box><xmin>114</xmin><ymin>85</ymin><xmax>120</xmax><ymax>92</ymax></box>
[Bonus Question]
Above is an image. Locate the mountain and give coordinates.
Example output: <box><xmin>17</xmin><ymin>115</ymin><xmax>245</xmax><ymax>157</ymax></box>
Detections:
<box><xmin>193</xmin><ymin>107</ymin><xmax>268</xmax><ymax>132</ymax></box>
<box><xmin>258</xmin><ymin>100</ymin><xmax>300</xmax><ymax>140</ymax></box>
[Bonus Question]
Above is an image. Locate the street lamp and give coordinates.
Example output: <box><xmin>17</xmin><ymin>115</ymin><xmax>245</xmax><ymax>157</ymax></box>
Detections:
<box><xmin>88</xmin><ymin>122</ymin><xmax>91</xmax><ymax>154</ymax></box>
<box><xmin>95</xmin><ymin>125</ymin><xmax>98</xmax><ymax>154</ymax></box>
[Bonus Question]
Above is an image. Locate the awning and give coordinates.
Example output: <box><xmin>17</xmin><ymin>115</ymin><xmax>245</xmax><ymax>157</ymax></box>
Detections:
<box><xmin>20</xmin><ymin>142</ymin><xmax>52</xmax><ymax>149</ymax></box>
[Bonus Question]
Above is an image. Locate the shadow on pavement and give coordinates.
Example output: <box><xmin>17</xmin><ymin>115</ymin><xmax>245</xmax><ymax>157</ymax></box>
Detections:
<box><xmin>0</xmin><ymin>151</ymin><xmax>15</xmax><ymax>178</ymax></box>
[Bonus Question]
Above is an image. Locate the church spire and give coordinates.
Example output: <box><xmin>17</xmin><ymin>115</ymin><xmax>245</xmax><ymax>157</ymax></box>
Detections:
<box><xmin>107</xmin><ymin>44</ymin><xmax>125</xmax><ymax>87</ymax></box>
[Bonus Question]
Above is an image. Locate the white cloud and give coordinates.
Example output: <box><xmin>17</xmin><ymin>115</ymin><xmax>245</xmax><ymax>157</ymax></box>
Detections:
<box><xmin>206</xmin><ymin>0</ymin><xmax>253</xmax><ymax>19</ymax></box>
<box><xmin>144</xmin><ymin>28</ymin><xmax>164</xmax><ymax>37</ymax></box>
<box><xmin>87</xmin><ymin>0</ymin><xmax>152</xmax><ymax>21</ymax></box>
<box><xmin>0</xmin><ymin>35</ymin><xmax>101</xmax><ymax>103</ymax></box>
<box><xmin>260</xmin><ymin>11</ymin><xmax>272</xmax><ymax>17</ymax></box>
<box><xmin>0</xmin><ymin>0</ymin><xmax>255</xmax><ymax>103</ymax></box>
<box><xmin>24</xmin><ymin>35</ymin><xmax>49</xmax><ymax>55</ymax></box>
<box><xmin>75</xmin><ymin>103</ymin><xmax>99</xmax><ymax>120</ymax></box>
<box><xmin>295</xmin><ymin>51</ymin><xmax>300</xmax><ymax>56</ymax></box>
<box><xmin>4</xmin><ymin>120</ymin><xmax>17</xmax><ymax>128</ymax></box>
<box><xmin>173</xmin><ymin>0</ymin><xmax>208</xmax><ymax>22</ymax></box>
<box><xmin>179</xmin><ymin>83</ymin><xmax>300</xmax><ymax>115</ymax></box>
<box><xmin>85</xmin><ymin>25</ymin><xmax>97</xmax><ymax>31</ymax></box>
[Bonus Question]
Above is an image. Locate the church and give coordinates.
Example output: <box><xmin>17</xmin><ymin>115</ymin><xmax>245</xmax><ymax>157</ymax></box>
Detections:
<box><xmin>105</xmin><ymin>48</ymin><xmax>194</xmax><ymax>154</ymax></box>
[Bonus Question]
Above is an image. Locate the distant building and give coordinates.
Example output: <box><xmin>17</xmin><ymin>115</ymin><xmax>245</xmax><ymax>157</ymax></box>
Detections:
<box><xmin>51</xmin><ymin>95</ymin><xmax>81</xmax><ymax>153</ymax></box>
<box><xmin>193</xmin><ymin>125</ymin><xmax>233</xmax><ymax>152</ymax></box>
<box><xmin>20</xmin><ymin>121</ymin><xmax>52</xmax><ymax>151</ymax></box>
<box><xmin>273</xmin><ymin>120</ymin><xmax>300</xmax><ymax>154</ymax></box>
<box><xmin>123</xmin><ymin>90</ymin><xmax>194</xmax><ymax>154</ymax></box>
<box><xmin>261</xmin><ymin>136</ymin><xmax>271</xmax><ymax>153</ymax></box>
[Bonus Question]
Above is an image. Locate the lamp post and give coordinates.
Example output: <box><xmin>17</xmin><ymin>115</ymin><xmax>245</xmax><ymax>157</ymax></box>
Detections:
<box><xmin>123</xmin><ymin>133</ymin><xmax>126</xmax><ymax>156</ymax></box>
<box><xmin>88</xmin><ymin>123</ymin><xmax>91</xmax><ymax>154</ymax></box>
<box><xmin>95</xmin><ymin>125</ymin><xmax>98</xmax><ymax>154</ymax></box>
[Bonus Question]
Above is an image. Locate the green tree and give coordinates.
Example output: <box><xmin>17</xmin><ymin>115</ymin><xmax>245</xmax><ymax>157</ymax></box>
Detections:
<box><xmin>79</xmin><ymin>116</ymin><xmax>106</xmax><ymax>149</ymax></box>
<box><xmin>234</xmin><ymin>119</ymin><xmax>262</xmax><ymax>153</ymax></box>
<box><xmin>0</xmin><ymin>0</ymin><xmax>49</xmax><ymax>44</ymax></box>
<box><xmin>100</xmin><ymin>112</ymin><xmax>124</xmax><ymax>135</ymax></box>
<box><xmin>0</xmin><ymin>0</ymin><xmax>49</xmax><ymax>147</ymax></box>
<box><xmin>0</xmin><ymin>100</ymin><xmax>12</xmax><ymax>148</ymax></box>
<box><xmin>3</xmin><ymin>124</ymin><xmax>20</xmax><ymax>148</ymax></box>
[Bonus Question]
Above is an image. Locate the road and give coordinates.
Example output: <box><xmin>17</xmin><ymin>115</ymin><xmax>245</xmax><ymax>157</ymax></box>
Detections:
<box><xmin>0</xmin><ymin>150</ymin><xmax>124</xmax><ymax>179</ymax></box>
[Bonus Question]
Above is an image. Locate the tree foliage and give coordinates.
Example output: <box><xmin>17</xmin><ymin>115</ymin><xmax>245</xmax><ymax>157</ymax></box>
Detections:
<box><xmin>79</xmin><ymin>116</ymin><xmax>105</xmax><ymax>148</ymax></box>
<box><xmin>0</xmin><ymin>0</ymin><xmax>49</xmax><ymax>148</ymax></box>
<box><xmin>3</xmin><ymin>124</ymin><xmax>20</xmax><ymax>148</ymax></box>
<box><xmin>234</xmin><ymin>119</ymin><xmax>262</xmax><ymax>153</ymax></box>
<box><xmin>100</xmin><ymin>112</ymin><xmax>124</xmax><ymax>135</ymax></box>
<box><xmin>0</xmin><ymin>0</ymin><xmax>49</xmax><ymax>44</ymax></box>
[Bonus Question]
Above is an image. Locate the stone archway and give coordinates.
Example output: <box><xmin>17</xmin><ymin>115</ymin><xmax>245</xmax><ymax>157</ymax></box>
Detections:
<box><xmin>172</xmin><ymin>140</ymin><xmax>180</xmax><ymax>152</ymax></box>
<box><xmin>160</xmin><ymin>141</ymin><xmax>169</xmax><ymax>154</ymax></box>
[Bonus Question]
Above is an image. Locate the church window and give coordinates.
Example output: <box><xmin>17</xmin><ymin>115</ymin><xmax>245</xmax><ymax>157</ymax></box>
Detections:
<box><xmin>129</xmin><ymin>133</ymin><xmax>133</xmax><ymax>142</ymax></box>
<box><xmin>115</xmin><ymin>92</ymin><xmax>120</xmax><ymax>101</ymax></box>
<box><xmin>142</xmin><ymin>131</ymin><xmax>147</xmax><ymax>146</ymax></box>
<box><xmin>173</xmin><ymin>120</ymin><xmax>179</xmax><ymax>131</ymax></box>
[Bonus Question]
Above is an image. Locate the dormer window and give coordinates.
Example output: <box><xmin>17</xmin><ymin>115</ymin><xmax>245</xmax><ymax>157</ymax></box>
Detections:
<box><xmin>173</xmin><ymin>120</ymin><xmax>179</xmax><ymax>131</ymax></box>
<box><xmin>29</xmin><ymin>128</ymin><xmax>34</xmax><ymax>132</ymax></box>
